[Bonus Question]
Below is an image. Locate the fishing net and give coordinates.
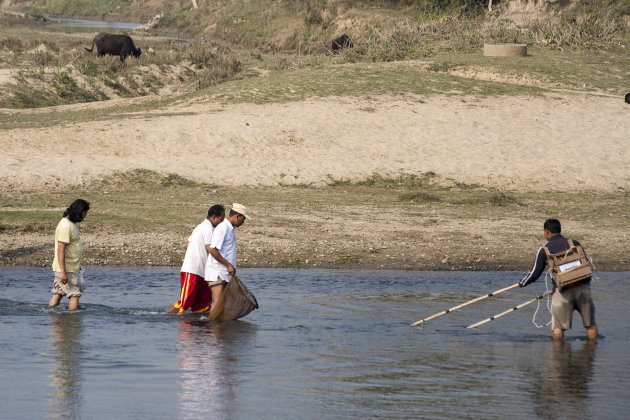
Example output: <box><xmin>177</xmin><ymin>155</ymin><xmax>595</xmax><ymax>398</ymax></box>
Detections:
<box><xmin>216</xmin><ymin>275</ymin><xmax>259</xmax><ymax>321</ymax></box>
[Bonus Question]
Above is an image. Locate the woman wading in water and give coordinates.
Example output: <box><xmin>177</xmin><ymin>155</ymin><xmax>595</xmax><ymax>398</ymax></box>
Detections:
<box><xmin>49</xmin><ymin>199</ymin><xmax>90</xmax><ymax>311</ymax></box>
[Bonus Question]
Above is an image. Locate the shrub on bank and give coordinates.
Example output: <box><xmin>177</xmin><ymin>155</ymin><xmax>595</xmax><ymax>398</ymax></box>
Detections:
<box><xmin>0</xmin><ymin>30</ymin><xmax>244</xmax><ymax>108</ymax></box>
<box><xmin>143</xmin><ymin>0</ymin><xmax>630</xmax><ymax>58</ymax></box>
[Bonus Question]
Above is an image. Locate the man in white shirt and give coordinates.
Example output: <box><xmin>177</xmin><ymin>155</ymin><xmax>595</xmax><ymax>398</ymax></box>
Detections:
<box><xmin>206</xmin><ymin>203</ymin><xmax>250</xmax><ymax>319</ymax></box>
<box><xmin>167</xmin><ymin>204</ymin><xmax>225</xmax><ymax>313</ymax></box>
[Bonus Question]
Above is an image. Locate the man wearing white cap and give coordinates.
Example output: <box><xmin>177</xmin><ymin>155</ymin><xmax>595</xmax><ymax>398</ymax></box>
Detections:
<box><xmin>206</xmin><ymin>203</ymin><xmax>250</xmax><ymax>319</ymax></box>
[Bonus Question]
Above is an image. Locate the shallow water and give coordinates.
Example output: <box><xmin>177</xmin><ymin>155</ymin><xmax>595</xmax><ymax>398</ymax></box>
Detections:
<box><xmin>0</xmin><ymin>267</ymin><xmax>628</xmax><ymax>419</ymax></box>
<box><xmin>45</xmin><ymin>18</ymin><xmax>142</xmax><ymax>33</ymax></box>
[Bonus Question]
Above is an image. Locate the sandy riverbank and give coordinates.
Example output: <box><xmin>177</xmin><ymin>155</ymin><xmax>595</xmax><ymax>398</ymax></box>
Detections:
<box><xmin>1</xmin><ymin>93</ymin><xmax>629</xmax><ymax>271</ymax></box>
<box><xmin>2</xmin><ymin>93</ymin><xmax>629</xmax><ymax>192</ymax></box>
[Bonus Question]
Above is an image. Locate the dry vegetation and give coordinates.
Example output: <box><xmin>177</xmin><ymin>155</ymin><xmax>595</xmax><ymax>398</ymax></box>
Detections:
<box><xmin>0</xmin><ymin>24</ymin><xmax>243</xmax><ymax>108</ymax></box>
<box><xmin>1</xmin><ymin>0</ymin><xmax>629</xmax><ymax>108</ymax></box>
<box><xmin>1</xmin><ymin>170</ymin><xmax>628</xmax><ymax>271</ymax></box>
<box><xmin>141</xmin><ymin>0</ymin><xmax>630</xmax><ymax>56</ymax></box>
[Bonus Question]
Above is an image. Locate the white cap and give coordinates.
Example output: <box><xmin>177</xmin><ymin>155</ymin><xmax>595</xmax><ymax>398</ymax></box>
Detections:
<box><xmin>231</xmin><ymin>203</ymin><xmax>251</xmax><ymax>220</ymax></box>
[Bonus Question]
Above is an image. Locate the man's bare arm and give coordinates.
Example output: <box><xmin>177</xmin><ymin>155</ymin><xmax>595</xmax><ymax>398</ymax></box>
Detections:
<box><xmin>208</xmin><ymin>248</ymin><xmax>235</xmax><ymax>276</ymax></box>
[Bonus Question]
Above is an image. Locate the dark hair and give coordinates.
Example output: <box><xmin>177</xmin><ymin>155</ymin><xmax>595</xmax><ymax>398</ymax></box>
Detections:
<box><xmin>207</xmin><ymin>204</ymin><xmax>225</xmax><ymax>218</ymax></box>
<box><xmin>64</xmin><ymin>199</ymin><xmax>90</xmax><ymax>223</ymax></box>
<box><xmin>229</xmin><ymin>209</ymin><xmax>242</xmax><ymax>217</ymax></box>
<box><xmin>544</xmin><ymin>218</ymin><xmax>561</xmax><ymax>234</ymax></box>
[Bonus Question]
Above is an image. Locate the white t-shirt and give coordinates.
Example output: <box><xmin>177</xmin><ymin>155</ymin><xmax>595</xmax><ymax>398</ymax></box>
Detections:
<box><xmin>180</xmin><ymin>219</ymin><xmax>214</xmax><ymax>277</ymax></box>
<box><xmin>205</xmin><ymin>218</ymin><xmax>236</xmax><ymax>282</ymax></box>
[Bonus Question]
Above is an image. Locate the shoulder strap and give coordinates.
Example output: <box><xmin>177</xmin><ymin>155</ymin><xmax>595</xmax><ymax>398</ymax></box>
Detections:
<box><xmin>562</xmin><ymin>238</ymin><xmax>577</xmax><ymax>258</ymax></box>
<box><xmin>542</xmin><ymin>246</ymin><xmax>555</xmax><ymax>270</ymax></box>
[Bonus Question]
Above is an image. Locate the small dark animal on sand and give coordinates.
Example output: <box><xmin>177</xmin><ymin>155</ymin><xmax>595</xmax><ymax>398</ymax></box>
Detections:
<box><xmin>625</xmin><ymin>92</ymin><xmax>630</xmax><ymax>104</ymax></box>
<box><xmin>331</xmin><ymin>34</ymin><xmax>353</xmax><ymax>54</ymax></box>
<box><xmin>85</xmin><ymin>33</ymin><xmax>141</xmax><ymax>63</ymax></box>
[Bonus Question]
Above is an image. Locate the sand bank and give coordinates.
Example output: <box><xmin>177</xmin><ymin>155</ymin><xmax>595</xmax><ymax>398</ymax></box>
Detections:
<box><xmin>2</xmin><ymin>94</ymin><xmax>628</xmax><ymax>192</ymax></box>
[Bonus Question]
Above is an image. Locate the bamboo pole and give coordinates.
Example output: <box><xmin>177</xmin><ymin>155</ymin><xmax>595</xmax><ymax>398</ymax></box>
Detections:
<box><xmin>467</xmin><ymin>291</ymin><xmax>552</xmax><ymax>329</ymax></box>
<box><xmin>411</xmin><ymin>283</ymin><xmax>519</xmax><ymax>326</ymax></box>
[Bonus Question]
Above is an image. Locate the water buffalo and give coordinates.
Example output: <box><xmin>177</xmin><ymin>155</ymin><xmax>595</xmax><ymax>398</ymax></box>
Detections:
<box><xmin>85</xmin><ymin>33</ymin><xmax>141</xmax><ymax>63</ymax></box>
<box><xmin>626</xmin><ymin>92</ymin><xmax>630</xmax><ymax>104</ymax></box>
<box><xmin>331</xmin><ymin>34</ymin><xmax>353</xmax><ymax>54</ymax></box>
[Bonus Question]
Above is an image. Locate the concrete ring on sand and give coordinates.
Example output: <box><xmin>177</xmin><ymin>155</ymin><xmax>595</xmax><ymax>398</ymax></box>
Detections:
<box><xmin>483</xmin><ymin>43</ymin><xmax>527</xmax><ymax>57</ymax></box>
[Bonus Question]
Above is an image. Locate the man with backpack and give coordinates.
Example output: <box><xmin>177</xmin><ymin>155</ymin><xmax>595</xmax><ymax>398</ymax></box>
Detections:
<box><xmin>519</xmin><ymin>219</ymin><xmax>598</xmax><ymax>341</ymax></box>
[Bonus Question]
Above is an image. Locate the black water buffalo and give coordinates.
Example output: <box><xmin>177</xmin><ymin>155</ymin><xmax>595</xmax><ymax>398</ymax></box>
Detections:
<box><xmin>625</xmin><ymin>92</ymin><xmax>630</xmax><ymax>104</ymax></box>
<box><xmin>331</xmin><ymin>34</ymin><xmax>353</xmax><ymax>54</ymax></box>
<box><xmin>85</xmin><ymin>33</ymin><xmax>141</xmax><ymax>63</ymax></box>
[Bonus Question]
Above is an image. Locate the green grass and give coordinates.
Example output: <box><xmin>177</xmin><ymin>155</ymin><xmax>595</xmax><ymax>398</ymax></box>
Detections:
<box><xmin>199</xmin><ymin>49</ymin><xmax>630</xmax><ymax>105</ymax></box>
<box><xmin>428</xmin><ymin>50</ymin><xmax>630</xmax><ymax>94</ymax></box>
<box><xmin>0</xmin><ymin>210</ymin><xmax>60</xmax><ymax>232</ymax></box>
<box><xmin>203</xmin><ymin>58</ymin><xmax>544</xmax><ymax>104</ymax></box>
<box><xmin>284</xmin><ymin>258</ymin><xmax>302</xmax><ymax>266</ymax></box>
<box><xmin>334</xmin><ymin>255</ymin><xmax>360</xmax><ymax>265</ymax></box>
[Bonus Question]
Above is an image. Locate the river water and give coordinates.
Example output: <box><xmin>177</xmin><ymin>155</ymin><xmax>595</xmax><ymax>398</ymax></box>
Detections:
<box><xmin>0</xmin><ymin>267</ymin><xmax>628</xmax><ymax>419</ymax></box>
<box><xmin>45</xmin><ymin>17</ymin><xmax>143</xmax><ymax>33</ymax></box>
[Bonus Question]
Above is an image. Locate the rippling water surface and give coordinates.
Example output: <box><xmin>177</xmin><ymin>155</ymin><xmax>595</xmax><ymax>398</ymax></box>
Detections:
<box><xmin>1</xmin><ymin>267</ymin><xmax>628</xmax><ymax>419</ymax></box>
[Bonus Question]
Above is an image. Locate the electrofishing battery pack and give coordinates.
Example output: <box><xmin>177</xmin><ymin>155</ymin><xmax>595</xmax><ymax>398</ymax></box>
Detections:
<box><xmin>544</xmin><ymin>239</ymin><xmax>593</xmax><ymax>291</ymax></box>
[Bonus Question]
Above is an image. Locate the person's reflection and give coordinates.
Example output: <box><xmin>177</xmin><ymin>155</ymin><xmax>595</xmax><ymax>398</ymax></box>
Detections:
<box><xmin>47</xmin><ymin>312</ymin><xmax>83</xmax><ymax>419</ymax></box>
<box><xmin>176</xmin><ymin>320</ymin><xmax>252</xmax><ymax>419</ymax></box>
<box><xmin>536</xmin><ymin>340</ymin><xmax>596</xmax><ymax>418</ymax></box>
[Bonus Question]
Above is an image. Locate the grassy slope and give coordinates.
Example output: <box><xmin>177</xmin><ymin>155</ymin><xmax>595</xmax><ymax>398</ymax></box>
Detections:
<box><xmin>1</xmin><ymin>0</ymin><xmax>628</xmax><ymax>112</ymax></box>
<box><xmin>2</xmin><ymin>47</ymin><xmax>629</xmax><ymax>129</ymax></box>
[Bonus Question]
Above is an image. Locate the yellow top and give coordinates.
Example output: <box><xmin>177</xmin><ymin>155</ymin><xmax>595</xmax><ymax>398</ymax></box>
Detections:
<box><xmin>52</xmin><ymin>217</ymin><xmax>82</xmax><ymax>273</ymax></box>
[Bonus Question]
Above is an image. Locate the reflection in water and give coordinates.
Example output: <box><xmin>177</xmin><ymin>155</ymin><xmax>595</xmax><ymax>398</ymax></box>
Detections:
<box><xmin>176</xmin><ymin>320</ymin><xmax>255</xmax><ymax>420</ymax></box>
<box><xmin>535</xmin><ymin>341</ymin><xmax>596</xmax><ymax>418</ymax></box>
<box><xmin>47</xmin><ymin>313</ymin><xmax>83</xmax><ymax>419</ymax></box>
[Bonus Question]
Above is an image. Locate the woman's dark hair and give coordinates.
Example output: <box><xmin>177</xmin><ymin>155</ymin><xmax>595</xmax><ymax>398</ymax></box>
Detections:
<box><xmin>543</xmin><ymin>218</ymin><xmax>561</xmax><ymax>234</ymax></box>
<box><xmin>64</xmin><ymin>199</ymin><xmax>90</xmax><ymax>223</ymax></box>
<box><xmin>207</xmin><ymin>204</ymin><xmax>225</xmax><ymax>218</ymax></box>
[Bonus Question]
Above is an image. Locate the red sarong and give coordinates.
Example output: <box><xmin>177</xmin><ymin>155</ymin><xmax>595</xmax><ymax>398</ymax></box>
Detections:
<box><xmin>172</xmin><ymin>272</ymin><xmax>212</xmax><ymax>313</ymax></box>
